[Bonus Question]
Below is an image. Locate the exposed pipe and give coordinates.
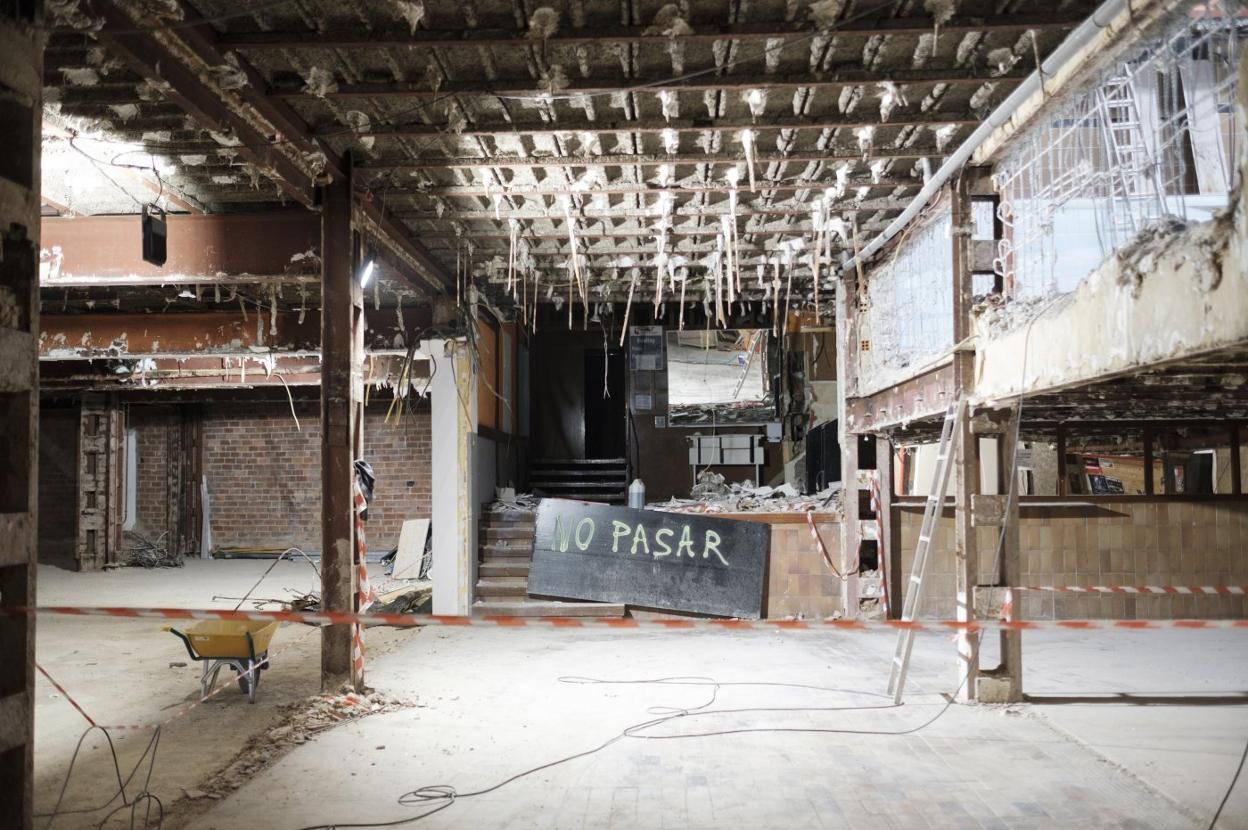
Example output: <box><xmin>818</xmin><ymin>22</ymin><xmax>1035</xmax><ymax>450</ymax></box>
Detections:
<box><xmin>838</xmin><ymin>0</ymin><xmax>1139</xmax><ymax>276</ymax></box>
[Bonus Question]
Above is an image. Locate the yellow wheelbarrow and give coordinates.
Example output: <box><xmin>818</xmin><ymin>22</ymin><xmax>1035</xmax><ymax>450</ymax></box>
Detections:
<box><xmin>166</xmin><ymin>620</ymin><xmax>280</xmax><ymax>703</ymax></box>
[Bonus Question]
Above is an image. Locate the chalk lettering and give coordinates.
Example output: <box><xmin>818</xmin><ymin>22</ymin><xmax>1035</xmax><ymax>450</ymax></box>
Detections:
<box><xmin>703</xmin><ymin>529</ymin><xmax>728</xmax><ymax>566</ymax></box>
<box><xmin>575</xmin><ymin>518</ymin><xmax>595</xmax><ymax>551</ymax></box>
<box><xmin>676</xmin><ymin>524</ymin><xmax>697</xmax><ymax>558</ymax></box>
<box><xmin>610</xmin><ymin>520</ymin><xmax>631</xmax><ymax>553</ymax></box>
<box><xmin>554</xmin><ymin>513</ymin><xmax>574</xmax><ymax>552</ymax></box>
<box><xmin>654</xmin><ymin>527</ymin><xmax>673</xmax><ymax>557</ymax></box>
<box><xmin>631</xmin><ymin>523</ymin><xmax>650</xmax><ymax>555</ymax></box>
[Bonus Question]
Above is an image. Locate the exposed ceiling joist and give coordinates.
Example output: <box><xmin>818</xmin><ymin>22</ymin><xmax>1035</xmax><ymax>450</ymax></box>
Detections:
<box><xmin>214</xmin><ymin>14</ymin><xmax>1081</xmax><ymax>51</ymax></box>
<box><xmin>360</xmin><ymin>147</ymin><xmax>943</xmax><ymax>173</ymax></box>
<box><xmin>281</xmin><ymin>68</ymin><xmax>1026</xmax><ymax>100</ymax></box>
<box><xmin>332</xmin><ymin>112</ymin><xmax>977</xmax><ymax>140</ymax></box>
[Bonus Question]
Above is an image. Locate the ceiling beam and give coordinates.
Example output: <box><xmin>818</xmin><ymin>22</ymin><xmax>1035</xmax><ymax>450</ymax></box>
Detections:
<box><xmin>332</xmin><ymin>112</ymin><xmax>978</xmax><ymax>141</ymax></box>
<box><xmin>359</xmin><ymin>147</ymin><xmax>943</xmax><ymax>173</ymax></box>
<box><xmin>41</xmin><ymin>212</ymin><xmax>320</xmax><ymax>282</ymax></box>
<box><xmin>40</xmin><ymin>308</ymin><xmax>433</xmax><ymax>359</ymax></box>
<box><xmin>396</xmin><ymin>198</ymin><xmax>909</xmax><ymax>221</ymax></box>
<box><xmin>394</xmin><ymin>177</ymin><xmax>916</xmax><ymax>200</ymax></box>
<box><xmin>280</xmin><ymin>68</ymin><xmax>1025</xmax><ymax>100</ymax></box>
<box><xmin>215</xmin><ymin>14</ymin><xmax>1081</xmax><ymax>51</ymax></box>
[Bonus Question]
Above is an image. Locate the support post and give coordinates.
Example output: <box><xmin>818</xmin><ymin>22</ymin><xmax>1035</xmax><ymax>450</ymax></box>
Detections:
<box><xmin>977</xmin><ymin>413</ymin><xmax>1023</xmax><ymax>703</ymax></box>
<box><xmin>427</xmin><ymin>339</ymin><xmax>478</xmax><ymax>615</ymax></box>
<box><xmin>1143</xmin><ymin>425</ymin><xmax>1154</xmax><ymax>496</ymax></box>
<box><xmin>0</xmin><ymin>5</ymin><xmax>43</xmax><ymax>827</ymax></box>
<box><xmin>836</xmin><ymin>259</ymin><xmax>862</xmax><ymax>618</ymax></box>
<box><xmin>951</xmin><ymin>174</ymin><xmax>980</xmax><ymax>701</ymax></box>
<box><xmin>1231</xmin><ymin>424</ymin><xmax>1242</xmax><ymax>496</ymax></box>
<box><xmin>877</xmin><ymin>438</ymin><xmax>902</xmax><ymax>618</ymax></box>
<box><xmin>1056</xmin><ymin>425</ymin><xmax>1068</xmax><ymax>496</ymax></box>
<box><xmin>320</xmin><ymin>152</ymin><xmax>364</xmax><ymax>691</ymax></box>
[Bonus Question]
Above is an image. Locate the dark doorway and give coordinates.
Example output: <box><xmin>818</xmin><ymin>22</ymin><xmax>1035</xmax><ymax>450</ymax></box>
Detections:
<box><xmin>584</xmin><ymin>349</ymin><xmax>626</xmax><ymax>459</ymax></box>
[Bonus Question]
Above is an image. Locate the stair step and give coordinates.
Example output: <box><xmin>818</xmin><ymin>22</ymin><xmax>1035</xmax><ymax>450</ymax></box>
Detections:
<box><xmin>472</xmin><ymin>599</ymin><xmax>627</xmax><ymax>618</ymax></box>
<box><xmin>529</xmin><ymin>469</ymin><xmax>627</xmax><ymax>479</ymax></box>
<box><xmin>481</xmin><ymin>556</ymin><xmax>532</xmax><ymax>567</ymax></box>
<box><xmin>475</xmin><ymin>577</ymin><xmax>529</xmax><ymax>598</ymax></box>
<box><xmin>533</xmin><ymin>458</ymin><xmax>627</xmax><ymax>466</ymax></box>
<box><xmin>479</xmin><ymin>561</ymin><xmax>530</xmax><ymax>578</ymax></box>
<box><xmin>481</xmin><ymin>526</ymin><xmax>535</xmax><ymax>541</ymax></box>
<box><xmin>480</xmin><ymin>540</ymin><xmax>533</xmax><ymax>554</ymax></box>
<box><xmin>530</xmin><ymin>480</ymin><xmax>626</xmax><ymax>490</ymax></box>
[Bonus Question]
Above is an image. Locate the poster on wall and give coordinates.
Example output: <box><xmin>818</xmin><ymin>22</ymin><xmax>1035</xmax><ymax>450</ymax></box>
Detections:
<box><xmin>528</xmin><ymin>499</ymin><xmax>770</xmax><ymax>618</ymax></box>
<box><xmin>628</xmin><ymin>325</ymin><xmax>665</xmax><ymax>371</ymax></box>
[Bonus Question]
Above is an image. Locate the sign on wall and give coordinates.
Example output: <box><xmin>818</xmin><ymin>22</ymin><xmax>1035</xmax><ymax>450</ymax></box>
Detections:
<box><xmin>528</xmin><ymin>499</ymin><xmax>770</xmax><ymax>618</ymax></box>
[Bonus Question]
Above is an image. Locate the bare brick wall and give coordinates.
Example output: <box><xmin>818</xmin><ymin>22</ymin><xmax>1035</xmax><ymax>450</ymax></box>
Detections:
<box><xmin>898</xmin><ymin>500</ymin><xmax>1248</xmax><ymax>620</ymax></box>
<box><xmin>37</xmin><ymin>406</ymin><xmax>78</xmax><ymax>568</ymax></box>
<box><xmin>201</xmin><ymin>402</ymin><xmax>431</xmax><ymax>552</ymax></box>
<box><xmin>131</xmin><ymin>406</ymin><xmax>172</xmax><ymax>538</ymax></box>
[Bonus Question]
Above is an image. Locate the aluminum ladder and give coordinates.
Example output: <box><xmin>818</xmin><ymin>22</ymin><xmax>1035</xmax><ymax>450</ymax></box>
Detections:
<box><xmin>886</xmin><ymin>396</ymin><xmax>965</xmax><ymax>704</ymax></box>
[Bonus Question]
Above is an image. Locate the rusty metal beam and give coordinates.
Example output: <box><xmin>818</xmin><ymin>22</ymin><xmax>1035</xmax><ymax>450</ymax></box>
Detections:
<box><xmin>332</xmin><ymin>112</ymin><xmax>979</xmax><ymax>141</ymax></box>
<box><xmin>39</xmin><ymin>355</ymin><xmax>427</xmax><ymax>392</ymax></box>
<box><xmin>39</xmin><ymin>308</ymin><xmax>433</xmax><ymax>359</ymax></box>
<box><xmin>41</xmin><ymin>212</ymin><xmax>320</xmax><ymax>283</ymax></box>
<box><xmin>89</xmin><ymin>0</ymin><xmax>454</xmax><ymax>294</ymax></box>
<box><xmin>391</xmin><ymin>176</ymin><xmax>914</xmax><ymax>200</ymax></box>
<box><xmin>361</xmin><ymin>147</ymin><xmax>943</xmax><ymax>174</ymax></box>
<box><xmin>845</xmin><ymin>360</ymin><xmax>957</xmax><ymax>434</ymax></box>
<box><xmin>320</xmin><ymin>151</ymin><xmax>362</xmax><ymax>691</ymax></box>
<box><xmin>215</xmin><ymin>14</ymin><xmax>1082</xmax><ymax>51</ymax></box>
<box><xmin>279</xmin><ymin>68</ymin><xmax>1028</xmax><ymax>100</ymax></box>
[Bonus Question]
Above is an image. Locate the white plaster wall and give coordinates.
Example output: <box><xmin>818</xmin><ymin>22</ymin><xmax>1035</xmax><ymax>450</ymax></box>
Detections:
<box><xmin>427</xmin><ymin>339</ymin><xmax>477</xmax><ymax>616</ymax></box>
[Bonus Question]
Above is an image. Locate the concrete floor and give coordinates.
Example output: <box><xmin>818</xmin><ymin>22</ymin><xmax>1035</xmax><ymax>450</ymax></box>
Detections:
<box><xmin>33</xmin><ymin>561</ymin><xmax>1248</xmax><ymax>829</ymax></box>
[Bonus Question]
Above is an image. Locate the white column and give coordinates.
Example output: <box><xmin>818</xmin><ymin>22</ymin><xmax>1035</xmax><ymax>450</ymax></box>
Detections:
<box><xmin>426</xmin><ymin>339</ymin><xmax>478</xmax><ymax>615</ymax></box>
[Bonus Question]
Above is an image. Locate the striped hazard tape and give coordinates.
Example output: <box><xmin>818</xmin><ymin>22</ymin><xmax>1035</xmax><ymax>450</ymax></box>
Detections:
<box><xmin>11</xmin><ymin>606</ymin><xmax>1248</xmax><ymax>632</ymax></box>
<box><xmin>1011</xmin><ymin>585</ymin><xmax>1247</xmax><ymax>595</ymax></box>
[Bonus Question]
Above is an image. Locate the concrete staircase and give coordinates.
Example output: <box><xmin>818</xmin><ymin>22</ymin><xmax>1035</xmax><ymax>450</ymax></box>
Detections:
<box><xmin>473</xmin><ymin>509</ymin><xmax>625</xmax><ymax>617</ymax></box>
<box><xmin>529</xmin><ymin>458</ymin><xmax>629</xmax><ymax>504</ymax></box>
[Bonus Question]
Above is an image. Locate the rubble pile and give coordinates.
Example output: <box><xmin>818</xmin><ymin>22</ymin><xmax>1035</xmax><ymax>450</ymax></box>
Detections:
<box><xmin>655</xmin><ymin>474</ymin><xmax>842</xmax><ymax>514</ymax></box>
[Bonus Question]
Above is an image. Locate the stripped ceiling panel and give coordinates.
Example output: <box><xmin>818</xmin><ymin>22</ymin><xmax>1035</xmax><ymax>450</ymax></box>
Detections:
<box><xmin>40</xmin><ymin>0</ymin><xmax>1102</xmax><ymax>318</ymax></box>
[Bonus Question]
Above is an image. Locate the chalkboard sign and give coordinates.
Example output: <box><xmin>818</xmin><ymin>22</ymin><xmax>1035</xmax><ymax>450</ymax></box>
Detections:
<box><xmin>528</xmin><ymin>499</ymin><xmax>770</xmax><ymax>618</ymax></box>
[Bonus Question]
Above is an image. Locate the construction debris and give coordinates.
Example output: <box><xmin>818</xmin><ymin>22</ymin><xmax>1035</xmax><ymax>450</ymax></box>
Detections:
<box><xmin>655</xmin><ymin>481</ymin><xmax>842</xmax><ymax>514</ymax></box>
<box><xmin>122</xmin><ymin>531</ymin><xmax>183</xmax><ymax>568</ymax></box>
<box><xmin>488</xmin><ymin>491</ymin><xmax>541</xmax><ymax>512</ymax></box>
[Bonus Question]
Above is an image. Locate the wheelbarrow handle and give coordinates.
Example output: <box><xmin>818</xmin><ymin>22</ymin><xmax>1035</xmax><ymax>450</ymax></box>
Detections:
<box><xmin>165</xmin><ymin>626</ymin><xmax>201</xmax><ymax>662</ymax></box>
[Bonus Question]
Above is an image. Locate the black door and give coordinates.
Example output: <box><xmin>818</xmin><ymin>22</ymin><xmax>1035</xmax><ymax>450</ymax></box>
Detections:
<box><xmin>584</xmin><ymin>349</ymin><xmax>626</xmax><ymax>459</ymax></box>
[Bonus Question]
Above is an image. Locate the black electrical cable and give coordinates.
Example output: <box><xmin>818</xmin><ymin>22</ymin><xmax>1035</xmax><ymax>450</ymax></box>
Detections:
<box><xmin>296</xmin><ymin>662</ymin><xmax>981</xmax><ymax>830</ymax></box>
<box><xmin>36</xmin><ymin>723</ymin><xmax>163</xmax><ymax>829</ymax></box>
<box><xmin>1209</xmin><ymin>735</ymin><xmax>1248</xmax><ymax>829</ymax></box>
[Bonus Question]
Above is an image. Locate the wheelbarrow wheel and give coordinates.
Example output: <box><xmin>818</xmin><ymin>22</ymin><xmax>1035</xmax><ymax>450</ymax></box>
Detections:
<box><xmin>237</xmin><ymin>660</ymin><xmax>260</xmax><ymax>703</ymax></box>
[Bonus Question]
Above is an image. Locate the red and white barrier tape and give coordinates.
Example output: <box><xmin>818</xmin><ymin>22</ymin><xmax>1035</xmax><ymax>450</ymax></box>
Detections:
<box><xmin>12</xmin><ymin>606</ymin><xmax>1248</xmax><ymax>632</ymax></box>
<box><xmin>806</xmin><ymin>510</ymin><xmax>852</xmax><ymax>580</ymax></box>
<box><xmin>1012</xmin><ymin>585</ymin><xmax>1246</xmax><ymax>595</ymax></box>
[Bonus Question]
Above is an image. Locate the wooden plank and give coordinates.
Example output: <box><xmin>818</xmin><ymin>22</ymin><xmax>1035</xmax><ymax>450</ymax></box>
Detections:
<box><xmin>529</xmin><ymin>499</ymin><xmax>769</xmax><ymax>619</ymax></box>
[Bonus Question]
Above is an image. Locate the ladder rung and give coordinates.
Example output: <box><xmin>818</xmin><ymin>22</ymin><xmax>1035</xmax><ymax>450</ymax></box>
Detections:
<box><xmin>910</xmin><ymin>575</ymin><xmax>922</xmax><ymax>583</ymax></box>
